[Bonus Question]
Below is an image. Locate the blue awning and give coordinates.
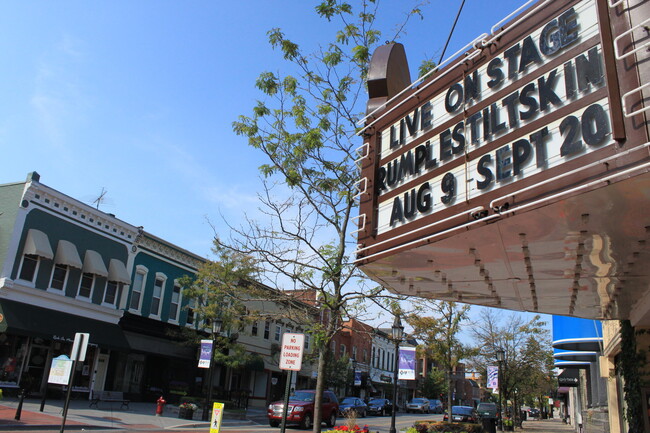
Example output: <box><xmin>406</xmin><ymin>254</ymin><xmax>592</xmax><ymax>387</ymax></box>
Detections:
<box><xmin>552</xmin><ymin>316</ymin><xmax>602</xmax><ymax>351</ymax></box>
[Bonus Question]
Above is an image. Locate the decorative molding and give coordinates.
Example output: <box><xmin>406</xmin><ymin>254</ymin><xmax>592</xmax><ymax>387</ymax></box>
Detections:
<box><xmin>137</xmin><ymin>235</ymin><xmax>203</xmax><ymax>271</ymax></box>
<box><xmin>24</xmin><ymin>181</ymin><xmax>139</xmax><ymax>245</ymax></box>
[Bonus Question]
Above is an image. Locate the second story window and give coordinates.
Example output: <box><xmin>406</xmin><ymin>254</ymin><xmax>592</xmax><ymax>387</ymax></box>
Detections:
<box><xmin>150</xmin><ymin>274</ymin><xmax>166</xmax><ymax>317</ymax></box>
<box><xmin>274</xmin><ymin>324</ymin><xmax>282</xmax><ymax>341</ymax></box>
<box><xmin>78</xmin><ymin>273</ymin><xmax>95</xmax><ymax>298</ymax></box>
<box><xmin>50</xmin><ymin>264</ymin><xmax>69</xmax><ymax>291</ymax></box>
<box><xmin>264</xmin><ymin>321</ymin><xmax>270</xmax><ymax>339</ymax></box>
<box><xmin>130</xmin><ymin>266</ymin><xmax>147</xmax><ymax>311</ymax></box>
<box><xmin>251</xmin><ymin>320</ymin><xmax>258</xmax><ymax>337</ymax></box>
<box><xmin>169</xmin><ymin>283</ymin><xmax>181</xmax><ymax>322</ymax></box>
<box><xmin>18</xmin><ymin>254</ymin><xmax>40</xmax><ymax>282</ymax></box>
<box><xmin>103</xmin><ymin>281</ymin><xmax>121</xmax><ymax>306</ymax></box>
<box><xmin>340</xmin><ymin>344</ymin><xmax>346</xmax><ymax>358</ymax></box>
<box><xmin>186</xmin><ymin>299</ymin><xmax>196</xmax><ymax>326</ymax></box>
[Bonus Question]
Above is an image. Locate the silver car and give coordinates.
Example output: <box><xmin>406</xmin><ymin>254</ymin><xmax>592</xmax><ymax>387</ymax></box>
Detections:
<box><xmin>406</xmin><ymin>398</ymin><xmax>430</xmax><ymax>413</ymax></box>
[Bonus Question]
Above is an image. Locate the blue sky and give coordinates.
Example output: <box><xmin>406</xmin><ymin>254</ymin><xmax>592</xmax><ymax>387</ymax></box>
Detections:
<box><xmin>1</xmin><ymin>0</ymin><xmax>525</xmax><ymax>258</ymax></box>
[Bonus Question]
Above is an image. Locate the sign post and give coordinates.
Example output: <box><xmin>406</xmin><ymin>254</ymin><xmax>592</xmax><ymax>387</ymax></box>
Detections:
<box><xmin>60</xmin><ymin>333</ymin><xmax>89</xmax><ymax>433</ymax></box>
<box><xmin>278</xmin><ymin>333</ymin><xmax>305</xmax><ymax>433</ymax></box>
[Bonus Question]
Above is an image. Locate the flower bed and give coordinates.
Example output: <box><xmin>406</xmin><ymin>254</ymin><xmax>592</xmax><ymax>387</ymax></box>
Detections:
<box><xmin>323</xmin><ymin>424</ymin><xmax>370</xmax><ymax>433</ymax></box>
<box><xmin>412</xmin><ymin>421</ymin><xmax>483</xmax><ymax>433</ymax></box>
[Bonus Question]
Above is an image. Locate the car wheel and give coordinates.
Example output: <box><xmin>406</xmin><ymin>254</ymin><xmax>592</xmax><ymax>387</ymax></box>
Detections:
<box><xmin>326</xmin><ymin>412</ymin><xmax>337</xmax><ymax>427</ymax></box>
<box><xmin>381</xmin><ymin>409</ymin><xmax>385</xmax><ymax>417</ymax></box>
<box><xmin>269</xmin><ymin>420</ymin><xmax>280</xmax><ymax>427</ymax></box>
<box><xmin>300</xmin><ymin>413</ymin><xmax>312</xmax><ymax>430</ymax></box>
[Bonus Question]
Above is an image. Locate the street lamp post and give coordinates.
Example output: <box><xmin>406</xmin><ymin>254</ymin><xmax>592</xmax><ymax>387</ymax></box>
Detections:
<box><xmin>496</xmin><ymin>348</ymin><xmax>505</xmax><ymax>432</ymax></box>
<box><xmin>389</xmin><ymin>315</ymin><xmax>404</xmax><ymax>433</ymax></box>
<box><xmin>350</xmin><ymin>355</ymin><xmax>357</xmax><ymax>397</ymax></box>
<box><xmin>203</xmin><ymin>318</ymin><xmax>222</xmax><ymax>421</ymax></box>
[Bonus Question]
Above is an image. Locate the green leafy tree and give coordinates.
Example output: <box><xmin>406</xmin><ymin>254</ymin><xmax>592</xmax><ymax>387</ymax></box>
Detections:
<box><xmin>419</xmin><ymin>367</ymin><xmax>448</xmax><ymax>400</ymax></box>
<box><xmin>467</xmin><ymin>309</ymin><xmax>554</xmax><ymax>419</ymax></box>
<box><xmin>228</xmin><ymin>2</ymin><xmax>427</xmax><ymax>431</ymax></box>
<box><xmin>406</xmin><ymin>300</ymin><xmax>475</xmax><ymax>411</ymax></box>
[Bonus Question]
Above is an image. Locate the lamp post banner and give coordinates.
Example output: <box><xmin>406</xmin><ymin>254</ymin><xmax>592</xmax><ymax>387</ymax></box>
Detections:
<box><xmin>198</xmin><ymin>339</ymin><xmax>213</xmax><ymax>368</ymax></box>
<box><xmin>354</xmin><ymin>370</ymin><xmax>362</xmax><ymax>386</ymax></box>
<box><xmin>487</xmin><ymin>366</ymin><xmax>499</xmax><ymax>390</ymax></box>
<box><xmin>398</xmin><ymin>347</ymin><xmax>416</xmax><ymax>380</ymax></box>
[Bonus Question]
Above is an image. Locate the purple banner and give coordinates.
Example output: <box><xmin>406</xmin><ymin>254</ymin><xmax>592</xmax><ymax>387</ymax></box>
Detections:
<box><xmin>398</xmin><ymin>347</ymin><xmax>416</xmax><ymax>380</ymax></box>
<box><xmin>198</xmin><ymin>339</ymin><xmax>213</xmax><ymax>368</ymax></box>
<box><xmin>487</xmin><ymin>366</ymin><xmax>499</xmax><ymax>389</ymax></box>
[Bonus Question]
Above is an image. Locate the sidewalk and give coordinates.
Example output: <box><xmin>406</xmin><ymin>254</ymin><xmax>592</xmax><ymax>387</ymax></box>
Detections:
<box><xmin>520</xmin><ymin>418</ymin><xmax>576</xmax><ymax>433</ymax></box>
<box><xmin>0</xmin><ymin>396</ymin><xmax>264</xmax><ymax>431</ymax></box>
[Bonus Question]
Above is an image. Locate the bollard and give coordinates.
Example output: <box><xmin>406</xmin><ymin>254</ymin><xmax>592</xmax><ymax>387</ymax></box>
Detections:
<box><xmin>14</xmin><ymin>389</ymin><xmax>25</xmax><ymax>420</ymax></box>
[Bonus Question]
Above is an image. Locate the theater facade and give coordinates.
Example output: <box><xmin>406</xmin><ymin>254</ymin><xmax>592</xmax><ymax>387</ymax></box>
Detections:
<box><xmin>355</xmin><ymin>0</ymin><xmax>650</xmax><ymax>431</ymax></box>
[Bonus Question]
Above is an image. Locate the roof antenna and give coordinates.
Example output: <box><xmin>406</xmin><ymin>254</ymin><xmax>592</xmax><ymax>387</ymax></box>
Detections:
<box><xmin>93</xmin><ymin>187</ymin><xmax>108</xmax><ymax>210</ymax></box>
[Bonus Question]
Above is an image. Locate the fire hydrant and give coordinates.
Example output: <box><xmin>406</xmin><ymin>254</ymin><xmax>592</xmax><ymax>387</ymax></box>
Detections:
<box><xmin>156</xmin><ymin>396</ymin><xmax>166</xmax><ymax>416</ymax></box>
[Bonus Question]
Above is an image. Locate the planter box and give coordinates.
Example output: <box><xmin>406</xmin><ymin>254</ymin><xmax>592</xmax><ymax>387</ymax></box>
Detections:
<box><xmin>178</xmin><ymin>408</ymin><xmax>194</xmax><ymax>420</ymax></box>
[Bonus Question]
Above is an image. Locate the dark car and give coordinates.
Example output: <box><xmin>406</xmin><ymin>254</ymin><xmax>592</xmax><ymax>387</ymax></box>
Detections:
<box><xmin>366</xmin><ymin>398</ymin><xmax>394</xmax><ymax>416</ymax></box>
<box><xmin>267</xmin><ymin>390</ymin><xmax>339</xmax><ymax>429</ymax></box>
<box><xmin>528</xmin><ymin>408</ymin><xmax>540</xmax><ymax>418</ymax></box>
<box><xmin>477</xmin><ymin>402</ymin><xmax>498</xmax><ymax>419</ymax></box>
<box><xmin>429</xmin><ymin>399</ymin><xmax>443</xmax><ymax>414</ymax></box>
<box><xmin>406</xmin><ymin>398</ymin><xmax>430</xmax><ymax>413</ymax></box>
<box><xmin>443</xmin><ymin>406</ymin><xmax>478</xmax><ymax>423</ymax></box>
<box><xmin>339</xmin><ymin>397</ymin><xmax>367</xmax><ymax>418</ymax></box>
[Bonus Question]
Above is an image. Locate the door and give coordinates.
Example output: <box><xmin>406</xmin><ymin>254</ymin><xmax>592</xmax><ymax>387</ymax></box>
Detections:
<box><xmin>91</xmin><ymin>353</ymin><xmax>109</xmax><ymax>393</ymax></box>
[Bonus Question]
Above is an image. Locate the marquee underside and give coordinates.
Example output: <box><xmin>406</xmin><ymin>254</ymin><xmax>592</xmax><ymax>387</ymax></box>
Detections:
<box><xmin>359</xmin><ymin>171</ymin><xmax>650</xmax><ymax>324</ymax></box>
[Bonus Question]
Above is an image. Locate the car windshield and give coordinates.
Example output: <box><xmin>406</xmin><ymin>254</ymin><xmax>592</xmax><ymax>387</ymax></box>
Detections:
<box><xmin>411</xmin><ymin>399</ymin><xmax>425</xmax><ymax>403</ymax></box>
<box><xmin>369</xmin><ymin>399</ymin><xmax>385</xmax><ymax>404</ymax></box>
<box><xmin>342</xmin><ymin>398</ymin><xmax>356</xmax><ymax>404</ymax></box>
<box><xmin>290</xmin><ymin>391</ymin><xmax>315</xmax><ymax>402</ymax></box>
<box><xmin>452</xmin><ymin>406</ymin><xmax>474</xmax><ymax>415</ymax></box>
<box><xmin>478</xmin><ymin>403</ymin><xmax>496</xmax><ymax>410</ymax></box>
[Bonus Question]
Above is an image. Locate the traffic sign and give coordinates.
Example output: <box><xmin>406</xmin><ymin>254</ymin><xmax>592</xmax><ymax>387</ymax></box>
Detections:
<box><xmin>279</xmin><ymin>333</ymin><xmax>304</xmax><ymax>371</ymax></box>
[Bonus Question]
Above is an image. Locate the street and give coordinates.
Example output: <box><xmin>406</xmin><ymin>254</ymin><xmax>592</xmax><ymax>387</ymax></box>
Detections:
<box><xmin>12</xmin><ymin>412</ymin><xmax>444</xmax><ymax>433</ymax></box>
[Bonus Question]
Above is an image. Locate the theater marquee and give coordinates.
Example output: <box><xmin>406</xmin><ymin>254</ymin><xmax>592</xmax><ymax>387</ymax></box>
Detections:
<box><xmin>355</xmin><ymin>0</ymin><xmax>650</xmax><ymax>320</ymax></box>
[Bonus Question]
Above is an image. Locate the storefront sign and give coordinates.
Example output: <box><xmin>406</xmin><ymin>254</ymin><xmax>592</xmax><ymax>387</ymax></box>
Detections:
<box><xmin>198</xmin><ymin>339</ymin><xmax>213</xmax><ymax>368</ymax></box>
<box><xmin>354</xmin><ymin>370</ymin><xmax>362</xmax><ymax>386</ymax></box>
<box><xmin>558</xmin><ymin>369</ymin><xmax>579</xmax><ymax>387</ymax></box>
<box><xmin>398</xmin><ymin>347</ymin><xmax>416</xmax><ymax>380</ymax></box>
<box><xmin>48</xmin><ymin>355</ymin><xmax>73</xmax><ymax>385</ymax></box>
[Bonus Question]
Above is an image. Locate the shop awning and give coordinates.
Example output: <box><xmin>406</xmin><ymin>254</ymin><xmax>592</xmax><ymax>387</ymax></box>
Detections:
<box><xmin>82</xmin><ymin>250</ymin><xmax>108</xmax><ymax>277</ymax></box>
<box><xmin>23</xmin><ymin>229</ymin><xmax>54</xmax><ymax>259</ymax></box>
<box><xmin>108</xmin><ymin>259</ymin><xmax>131</xmax><ymax>284</ymax></box>
<box><xmin>124</xmin><ymin>332</ymin><xmax>194</xmax><ymax>360</ymax></box>
<box><xmin>54</xmin><ymin>240</ymin><xmax>83</xmax><ymax>269</ymax></box>
<box><xmin>0</xmin><ymin>299</ymin><xmax>129</xmax><ymax>351</ymax></box>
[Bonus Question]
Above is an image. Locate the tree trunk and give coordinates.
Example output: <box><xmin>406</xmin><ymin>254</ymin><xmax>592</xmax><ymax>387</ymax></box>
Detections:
<box><xmin>312</xmin><ymin>346</ymin><xmax>327</xmax><ymax>433</ymax></box>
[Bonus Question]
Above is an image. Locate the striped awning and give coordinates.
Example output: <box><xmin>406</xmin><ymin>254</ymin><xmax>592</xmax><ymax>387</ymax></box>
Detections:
<box><xmin>82</xmin><ymin>250</ymin><xmax>108</xmax><ymax>277</ymax></box>
<box><xmin>54</xmin><ymin>240</ymin><xmax>82</xmax><ymax>269</ymax></box>
<box><xmin>23</xmin><ymin>229</ymin><xmax>53</xmax><ymax>259</ymax></box>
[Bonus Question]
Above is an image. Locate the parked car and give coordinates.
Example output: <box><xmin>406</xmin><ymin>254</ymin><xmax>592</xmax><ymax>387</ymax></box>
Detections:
<box><xmin>528</xmin><ymin>408</ymin><xmax>540</xmax><ymax>418</ymax></box>
<box><xmin>339</xmin><ymin>397</ymin><xmax>367</xmax><ymax>418</ymax></box>
<box><xmin>429</xmin><ymin>399</ymin><xmax>444</xmax><ymax>414</ymax></box>
<box><xmin>406</xmin><ymin>397</ymin><xmax>430</xmax><ymax>413</ymax></box>
<box><xmin>366</xmin><ymin>398</ymin><xmax>394</xmax><ymax>416</ymax></box>
<box><xmin>477</xmin><ymin>402</ymin><xmax>498</xmax><ymax>419</ymax></box>
<box><xmin>267</xmin><ymin>390</ymin><xmax>339</xmax><ymax>429</ymax></box>
<box><xmin>443</xmin><ymin>406</ymin><xmax>478</xmax><ymax>423</ymax></box>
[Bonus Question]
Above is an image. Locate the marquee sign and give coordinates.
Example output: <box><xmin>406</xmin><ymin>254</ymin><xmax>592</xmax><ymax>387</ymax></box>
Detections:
<box><xmin>376</xmin><ymin>0</ymin><xmax>606</xmax><ymax>234</ymax></box>
<box><xmin>354</xmin><ymin>0</ymin><xmax>647</xmax><ymax>265</ymax></box>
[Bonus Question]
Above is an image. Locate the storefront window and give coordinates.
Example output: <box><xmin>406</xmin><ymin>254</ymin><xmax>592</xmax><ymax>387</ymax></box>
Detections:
<box><xmin>0</xmin><ymin>333</ymin><xmax>28</xmax><ymax>387</ymax></box>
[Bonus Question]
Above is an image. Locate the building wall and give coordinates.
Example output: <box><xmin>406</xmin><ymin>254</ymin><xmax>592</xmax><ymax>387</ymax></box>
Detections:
<box><xmin>0</xmin><ymin>180</ymin><xmax>25</xmax><ymax>276</ymax></box>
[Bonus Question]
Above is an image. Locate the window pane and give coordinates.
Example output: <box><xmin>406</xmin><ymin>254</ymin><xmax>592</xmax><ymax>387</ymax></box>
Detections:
<box><xmin>78</xmin><ymin>273</ymin><xmax>94</xmax><ymax>298</ymax></box>
<box><xmin>51</xmin><ymin>265</ymin><xmax>67</xmax><ymax>290</ymax></box>
<box><xmin>104</xmin><ymin>282</ymin><xmax>118</xmax><ymax>305</ymax></box>
<box><xmin>130</xmin><ymin>271</ymin><xmax>145</xmax><ymax>310</ymax></box>
<box><xmin>151</xmin><ymin>298</ymin><xmax>160</xmax><ymax>314</ymax></box>
<box><xmin>19</xmin><ymin>255</ymin><xmax>38</xmax><ymax>281</ymax></box>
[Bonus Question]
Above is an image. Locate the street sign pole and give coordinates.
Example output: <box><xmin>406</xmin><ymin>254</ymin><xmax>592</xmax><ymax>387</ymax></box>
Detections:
<box><xmin>279</xmin><ymin>369</ymin><xmax>293</xmax><ymax>433</ymax></box>
<box><xmin>60</xmin><ymin>333</ymin><xmax>89</xmax><ymax>433</ymax></box>
<box><xmin>278</xmin><ymin>333</ymin><xmax>305</xmax><ymax>433</ymax></box>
